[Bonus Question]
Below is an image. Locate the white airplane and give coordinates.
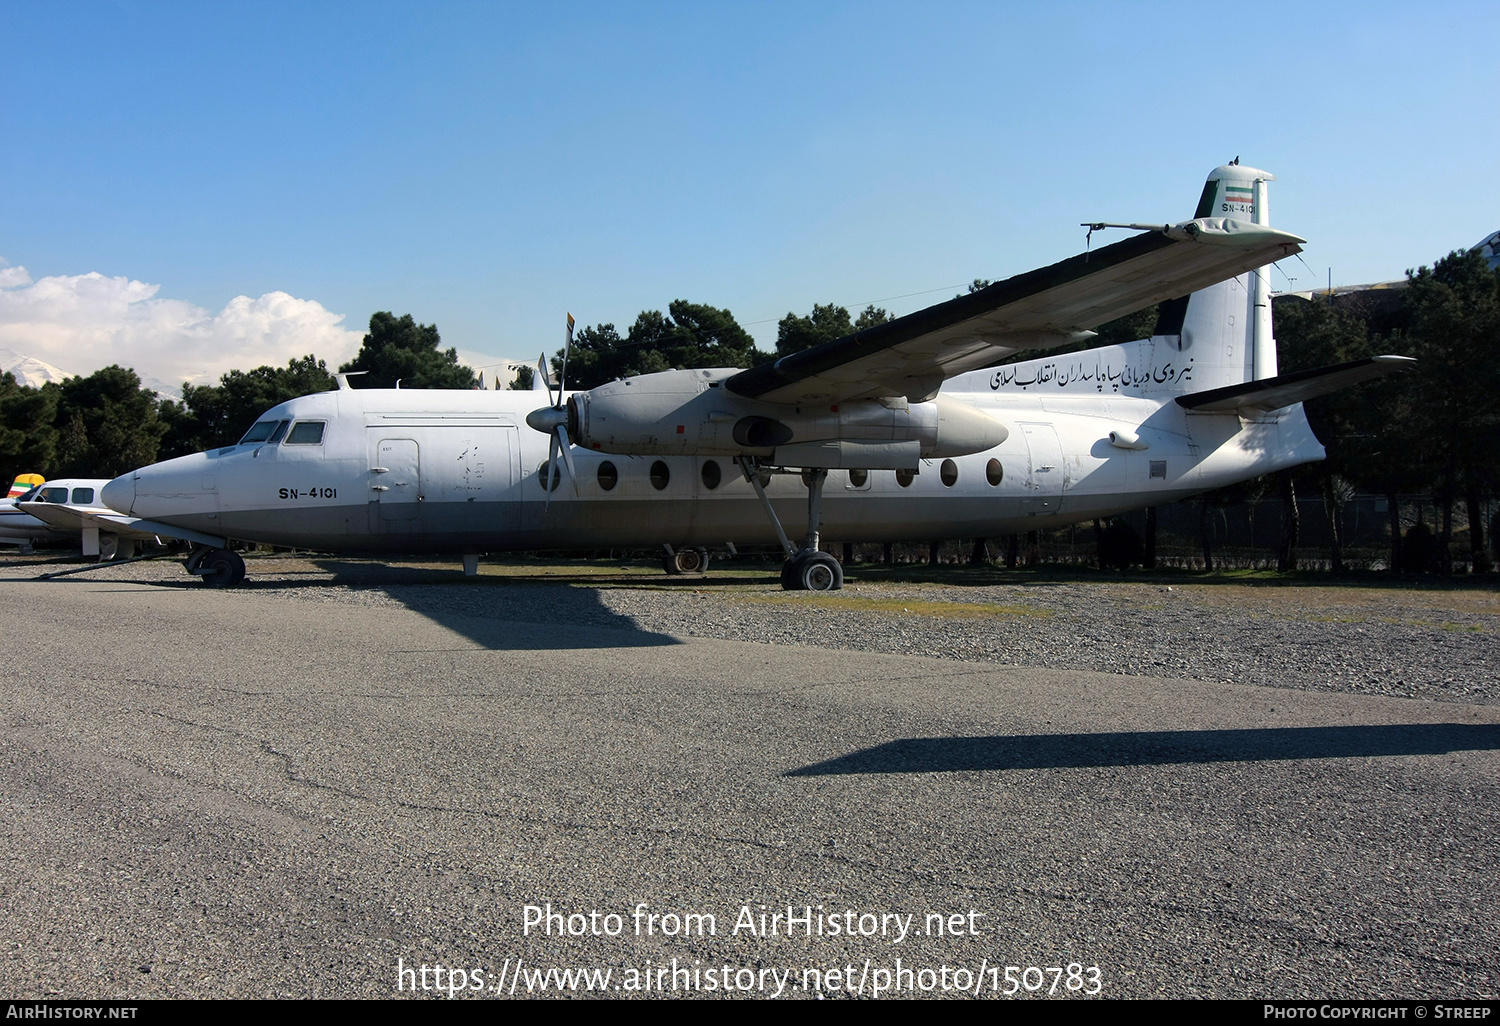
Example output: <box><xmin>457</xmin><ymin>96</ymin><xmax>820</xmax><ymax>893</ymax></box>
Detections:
<box><xmin>1</xmin><ymin>478</ymin><xmax>129</xmax><ymax>555</ymax></box>
<box><xmin>99</xmin><ymin>163</ymin><xmax>1410</xmax><ymax>589</ymax></box>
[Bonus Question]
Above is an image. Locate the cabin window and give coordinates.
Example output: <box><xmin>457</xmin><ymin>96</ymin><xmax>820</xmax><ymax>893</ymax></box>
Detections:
<box><xmin>700</xmin><ymin>460</ymin><xmax>722</xmax><ymax>490</ymax></box>
<box><xmin>597</xmin><ymin>461</ymin><xmax>618</xmax><ymax>491</ymax></box>
<box><xmin>538</xmin><ymin>461</ymin><xmax>561</xmax><ymax>492</ymax></box>
<box><xmin>895</xmin><ymin>468</ymin><xmax>915</xmax><ymax>488</ymax></box>
<box><xmin>986</xmin><ymin>458</ymin><xmax>1003</xmax><ymax>486</ymax></box>
<box><xmin>940</xmin><ymin>459</ymin><xmax>958</xmax><ymax>487</ymax></box>
<box><xmin>285</xmin><ymin>421</ymin><xmax>326</xmax><ymax>445</ymax></box>
<box><xmin>70</xmin><ymin>488</ymin><xmax>95</xmax><ymax>504</ymax></box>
<box><xmin>848</xmin><ymin>468</ymin><xmax>868</xmax><ymax>487</ymax></box>
<box><xmin>238</xmin><ymin>419</ymin><xmax>284</xmax><ymax>444</ymax></box>
<box><xmin>649</xmin><ymin>461</ymin><xmax>671</xmax><ymax>491</ymax></box>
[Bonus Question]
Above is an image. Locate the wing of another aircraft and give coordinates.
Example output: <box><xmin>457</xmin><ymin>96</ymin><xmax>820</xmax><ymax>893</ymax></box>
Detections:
<box><xmin>727</xmin><ymin>218</ymin><xmax>1304</xmax><ymax>405</ymax></box>
<box><xmin>18</xmin><ymin>501</ymin><xmax>228</xmax><ymax>548</ymax></box>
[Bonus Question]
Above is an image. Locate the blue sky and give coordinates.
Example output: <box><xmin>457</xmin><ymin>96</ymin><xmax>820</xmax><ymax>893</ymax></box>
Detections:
<box><xmin>2</xmin><ymin>1</ymin><xmax>1496</xmax><ymax>386</ymax></box>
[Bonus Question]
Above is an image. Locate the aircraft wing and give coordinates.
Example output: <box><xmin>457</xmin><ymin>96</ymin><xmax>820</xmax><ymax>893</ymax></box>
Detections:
<box><xmin>18</xmin><ymin>502</ymin><xmax>228</xmax><ymax>548</ymax></box>
<box><xmin>726</xmin><ymin>218</ymin><xmax>1305</xmax><ymax>405</ymax></box>
<box><xmin>1176</xmin><ymin>355</ymin><xmax>1415</xmax><ymax>414</ymax></box>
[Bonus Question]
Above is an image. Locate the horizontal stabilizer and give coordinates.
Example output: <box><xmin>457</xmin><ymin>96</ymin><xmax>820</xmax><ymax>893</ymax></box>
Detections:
<box><xmin>18</xmin><ymin>503</ymin><xmax>228</xmax><ymax>548</ymax></box>
<box><xmin>1176</xmin><ymin>355</ymin><xmax>1415</xmax><ymax>413</ymax></box>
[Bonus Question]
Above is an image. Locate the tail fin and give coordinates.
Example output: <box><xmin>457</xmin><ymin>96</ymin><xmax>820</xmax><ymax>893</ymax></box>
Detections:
<box><xmin>969</xmin><ymin>163</ymin><xmax>1282</xmax><ymax>398</ymax></box>
<box><xmin>8</xmin><ymin>473</ymin><xmax>44</xmax><ymax>499</ymax></box>
<box><xmin>1160</xmin><ymin>162</ymin><xmax>1278</xmax><ymax>388</ymax></box>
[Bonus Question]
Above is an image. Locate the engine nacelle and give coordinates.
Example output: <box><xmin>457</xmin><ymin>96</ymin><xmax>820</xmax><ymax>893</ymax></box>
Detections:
<box><xmin>567</xmin><ymin>368</ymin><xmax>1008</xmax><ymax>468</ymax></box>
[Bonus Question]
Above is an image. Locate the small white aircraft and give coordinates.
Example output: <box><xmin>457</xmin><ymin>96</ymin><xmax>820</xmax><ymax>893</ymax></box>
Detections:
<box><xmin>99</xmin><ymin>164</ymin><xmax>1410</xmax><ymax>589</ymax></box>
<box><xmin>1</xmin><ymin>478</ymin><xmax>132</xmax><ymax>555</ymax></box>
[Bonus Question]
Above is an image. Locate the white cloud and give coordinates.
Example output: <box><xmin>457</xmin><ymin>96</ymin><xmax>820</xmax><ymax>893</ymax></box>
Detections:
<box><xmin>0</xmin><ymin>267</ymin><xmax>363</xmax><ymax>387</ymax></box>
<box><xmin>0</xmin><ymin>266</ymin><xmax>33</xmax><ymax>289</ymax></box>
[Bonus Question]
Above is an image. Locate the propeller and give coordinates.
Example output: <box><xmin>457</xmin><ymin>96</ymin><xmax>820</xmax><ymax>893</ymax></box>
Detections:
<box><xmin>524</xmin><ymin>313</ymin><xmax>578</xmax><ymax>509</ymax></box>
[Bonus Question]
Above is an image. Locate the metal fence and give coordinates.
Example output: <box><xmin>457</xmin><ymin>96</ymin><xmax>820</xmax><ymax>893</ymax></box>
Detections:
<box><xmin>831</xmin><ymin>494</ymin><xmax>1496</xmax><ymax>572</ymax></box>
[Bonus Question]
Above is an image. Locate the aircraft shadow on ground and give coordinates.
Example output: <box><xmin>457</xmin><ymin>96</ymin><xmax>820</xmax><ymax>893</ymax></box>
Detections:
<box><xmin>306</xmin><ymin>559</ymin><xmax>684</xmax><ymax>651</ymax></box>
<box><xmin>786</xmin><ymin>723</ymin><xmax>1500</xmax><ymax>775</ymax></box>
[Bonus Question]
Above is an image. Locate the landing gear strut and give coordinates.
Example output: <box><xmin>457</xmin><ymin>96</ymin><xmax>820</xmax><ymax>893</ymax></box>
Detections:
<box><xmin>737</xmin><ymin>458</ymin><xmax>843</xmax><ymax>592</ymax></box>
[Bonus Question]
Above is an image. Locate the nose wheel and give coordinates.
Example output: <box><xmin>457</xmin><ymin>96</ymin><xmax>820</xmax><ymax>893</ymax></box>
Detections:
<box><xmin>185</xmin><ymin>545</ymin><xmax>246</xmax><ymax>588</ymax></box>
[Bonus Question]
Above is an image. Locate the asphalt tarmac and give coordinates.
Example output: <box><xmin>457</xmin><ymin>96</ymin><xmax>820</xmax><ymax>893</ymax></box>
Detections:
<box><xmin>2</xmin><ymin>570</ymin><xmax>1497</xmax><ymax>999</ymax></box>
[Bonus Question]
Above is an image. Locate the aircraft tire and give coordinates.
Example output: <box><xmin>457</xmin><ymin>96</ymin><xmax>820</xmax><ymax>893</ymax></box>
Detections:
<box><xmin>780</xmin><ymin>551</ymin><xmax>844</xmax><ymax>592</ymax></box>
<box><xmin>663</xmin><ymin>548</ymin><xmax>708</xmax><ymax>575</ymax></box>
<box><xmin>201</xmin><ymin>549</ymin><xmax>246</xmax><ymax>588</ymax></box>
<box><xmin>798</xmin><ymin>552</ymin><xmax>843</xmax><ymax>592</ymax></box>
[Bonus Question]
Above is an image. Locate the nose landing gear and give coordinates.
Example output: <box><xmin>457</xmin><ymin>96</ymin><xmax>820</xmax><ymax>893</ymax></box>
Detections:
<box><xmin>185</xmin><ymin>545</ymin><xmax>246</xmax><ymax>588</ymax></box>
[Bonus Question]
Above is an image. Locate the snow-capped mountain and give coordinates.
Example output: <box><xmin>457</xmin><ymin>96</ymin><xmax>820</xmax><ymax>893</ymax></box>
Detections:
<box><xmin>0</xmin><ymin>346</ymin><xmax>71</xmax><ymax>387</ymax></box>
<box><xmin>0</xmin><ymin>345</ymin><xmax>180</xmax><ymax>398</ymax></box>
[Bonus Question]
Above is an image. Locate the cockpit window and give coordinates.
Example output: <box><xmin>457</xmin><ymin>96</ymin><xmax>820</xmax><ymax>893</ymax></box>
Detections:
<box><xmin>268</xmin><ymin>420</ymin><xmax>290</xmax><ymax>444</ymax></box>
<box><xmin>40</xmin><ymin>487</ymin><xmax>70</xmax><ymax>503</ymax></box>
<box><xmin>71</xmin><ymin>487</ymin><xmax>95</xmax><ymax>504</ymax></box>
<box><xmin>285</xmin><ymin>421</ymin><xmax>326</xmax><ymax>445</ymax></box>
<box><xmin>239</xmin><ymin>419</ymin><xmax>286</xmax><ymax>445</ymax></box>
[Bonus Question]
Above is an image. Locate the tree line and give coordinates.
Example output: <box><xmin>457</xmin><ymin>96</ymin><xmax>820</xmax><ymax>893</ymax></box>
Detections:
<box><xmin>1266</xmin><ymin>248</ymin><xmax>1498</xmax><ymax>573</ymax></box>
<box><xmin>525</xmin><ymin>299</ymin><xmax>894</xmax><ymax>391</ymax></box>
<box><xmin>0</xmin><ymin>311</ymin><xmax>474</xmax><ymax>485</ymax></box>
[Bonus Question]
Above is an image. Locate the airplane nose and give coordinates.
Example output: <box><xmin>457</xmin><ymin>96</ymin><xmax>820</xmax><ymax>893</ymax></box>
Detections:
<box><xmin>102</xmin><ymin>473</ymin><xmax>136</xmax><ymax>515</ymax></box>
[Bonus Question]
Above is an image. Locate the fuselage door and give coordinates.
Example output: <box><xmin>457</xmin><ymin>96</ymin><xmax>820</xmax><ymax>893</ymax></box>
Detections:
<box><xmin>374</xmin><ymin>438</ymin><xmax>421</xmax><ymax>521</ymax></box>
<box><xmin>1018</xmin><ymin>422</ymin><xmax>1066</xmax><ymax>515</ymax></box>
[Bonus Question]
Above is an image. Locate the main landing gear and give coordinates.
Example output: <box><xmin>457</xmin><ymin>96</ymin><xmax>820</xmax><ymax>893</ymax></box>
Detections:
<box><xmin>662</xmin><ymin>545</ymin><xmax>710</xmax><ymax>575</ymax></box>
<box><xmin>780</xmin><ymin>549</ymin><xmax>844</xmax><ymax>591</ymax></box>
<box><xmin>737</xmin><ymin>458</ymin><xmax>844</xmax><ymax>592</ymax></box>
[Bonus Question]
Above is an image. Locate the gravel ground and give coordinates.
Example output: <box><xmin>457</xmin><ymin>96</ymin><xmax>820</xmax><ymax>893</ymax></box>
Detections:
<box><xmin>8</xmin><ymin>552</ymin><xmax>1494</xmax><ymax>706</ymax></box>
<box><xmin>606</xmin><ymin>580</ymin><xmax>1499</xmax><ymax>705</ymax></box>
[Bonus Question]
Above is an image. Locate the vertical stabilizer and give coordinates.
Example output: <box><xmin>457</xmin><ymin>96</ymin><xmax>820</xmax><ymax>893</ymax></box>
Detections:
<box><xmin>1170</xmin><ymin>163</ymin><xmax>1279</xmax><ymax>388</ymax></box>
<box><xmin>951</xmin><ymin>162</ymin><xmax>1288</xmax><ymax>399</ymax></box>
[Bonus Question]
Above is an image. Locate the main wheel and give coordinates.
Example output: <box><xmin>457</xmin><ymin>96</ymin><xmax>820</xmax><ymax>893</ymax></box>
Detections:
<box><xmin>663</xmin><ymin>548</ymin><xmax>708</xmax><ymax>575</ymax></box>
<box><xmin>201</xmin><ymin>548</ymin><xmax>246</xmax><ymax>588</ymax></box>
<box><xmin>798</xmin><ymin>552</ymin><xmax>843</xmax><ymax>592</ymax></box>
<box><xmin>780</xmin><ymin>551</ymin><xmax>844</xmax><ymax>591</ymax></box>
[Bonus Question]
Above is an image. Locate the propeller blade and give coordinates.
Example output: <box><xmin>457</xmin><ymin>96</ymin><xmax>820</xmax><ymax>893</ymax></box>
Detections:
<box><xmin>557</xmin><ymin>313</ymin><xmax>574</xmax><ymax>410</ymax></box>
<box><xmin>544</xmin><ymin>432</ymin><xmax>559</xmax><ymax>511</ymax></box>
<box><xmin>537</xmin><ymin>352</ymin><xmax>555</xmax><ymax>405</ymax></box>
<box><xmin>555</xmin><ymin>423</ymin><xmax>578</xmax><ymax>496</ymax></box>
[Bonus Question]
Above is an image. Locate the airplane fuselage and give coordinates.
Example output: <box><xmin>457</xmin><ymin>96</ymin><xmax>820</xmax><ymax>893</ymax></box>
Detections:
<box><xmin>102</xmin><ymin>380</ymin><xmax>1324</xmax><ymax>554</ymax></box>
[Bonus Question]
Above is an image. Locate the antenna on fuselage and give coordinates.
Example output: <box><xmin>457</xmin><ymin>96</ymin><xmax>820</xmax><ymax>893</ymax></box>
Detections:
<box><xmin>334</xmin><ymin>371</ymin><xmax>368</xmax><ymax>391</ymax></box>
